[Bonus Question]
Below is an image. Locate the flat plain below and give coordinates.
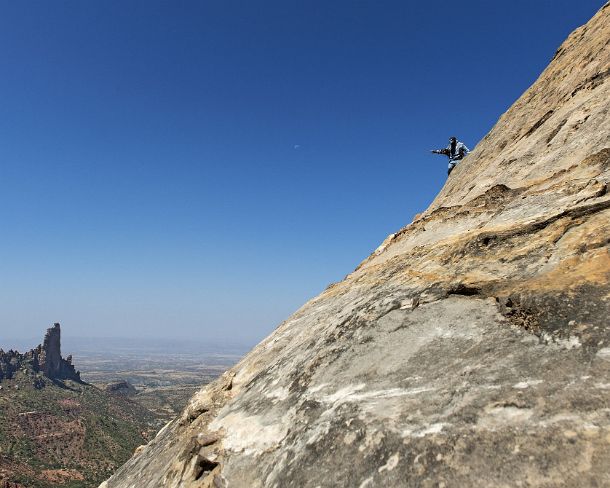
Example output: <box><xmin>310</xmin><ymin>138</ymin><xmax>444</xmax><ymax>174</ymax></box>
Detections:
<box><xmin>70</xmin><ymin>337</ymin><xmax>247</xmax><ymax>422</ymax></box>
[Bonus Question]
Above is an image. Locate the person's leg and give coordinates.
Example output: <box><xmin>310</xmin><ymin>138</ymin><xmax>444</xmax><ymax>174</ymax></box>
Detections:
<box><xmin>448</xmin><ymin>162</ymin><xmax>456</xmax><ymax>175</ymax></box>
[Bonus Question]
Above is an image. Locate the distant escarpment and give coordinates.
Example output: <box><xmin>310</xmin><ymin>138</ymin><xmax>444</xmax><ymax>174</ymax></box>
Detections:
<box><xmin>0</xmin><ymin>323</ymin><xmax>81</xmax><ymax>384</ymax></box>
<box><xmin>103</xmin><ymin>4</ymin><xmax>610</xmax><ymax>488</ymax></box>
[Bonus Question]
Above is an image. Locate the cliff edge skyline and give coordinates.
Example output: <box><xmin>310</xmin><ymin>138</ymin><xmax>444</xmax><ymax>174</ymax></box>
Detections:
<box><xmin>102</xmin><ymin>3</ymin><xmax>610</xmax><ymax>487</ymax></box>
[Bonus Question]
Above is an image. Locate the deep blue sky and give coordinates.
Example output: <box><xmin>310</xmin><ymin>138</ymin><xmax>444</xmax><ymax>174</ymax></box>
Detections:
<box><xmin>0</xmin><ymin>0</ymin><xmax>604</xmax><ymax>348</ymax></box>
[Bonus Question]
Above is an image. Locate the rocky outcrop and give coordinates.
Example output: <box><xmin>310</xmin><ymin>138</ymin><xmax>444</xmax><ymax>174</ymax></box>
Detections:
<box><xmin>102</xmin><ymin>4</ymin><xmax>610</xmax><ymax>488</ymax></box>
<box><xmin>38</xmin><ymin>323</ymin><xmax>63</xmax><ymax>378</ymax></box>
<box><xmin>0</xmin><ymin>351</ymin><xmax>19</xmax><ymax>382</ymax></box>
<box><xmin>105</xmin><ymin>380</ymin><xmax>137</xmax><ymax>396</ymax></box>
<box><xmin>37</xmin><ymin>323</ymin><xmax>80</xmax><ymax>381</ymax></box>
<box><xmin>0</xmin><ymin>323</ymin><xmax>81</xmax><ymax>383</ymax></box>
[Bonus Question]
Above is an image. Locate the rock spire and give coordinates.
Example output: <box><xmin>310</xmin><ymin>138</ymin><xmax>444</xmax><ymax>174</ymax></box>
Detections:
<box><xmin>0</xmin><ymin>323</ymin><xmax>81</xmax><ymax>382</ymax></box>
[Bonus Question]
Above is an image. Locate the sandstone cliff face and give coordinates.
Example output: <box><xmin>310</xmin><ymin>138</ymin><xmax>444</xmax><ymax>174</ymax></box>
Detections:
<box><xmin>102</xmin><ymin>4</ymin><xmax>610</xmax><ymax>487</ymax></box>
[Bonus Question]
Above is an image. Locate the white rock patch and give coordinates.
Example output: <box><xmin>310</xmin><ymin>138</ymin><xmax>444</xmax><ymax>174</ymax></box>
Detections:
<box><xmin>210</xmin><ymin>412</ymin><xmax>288</xmax><ymax>456</ymax></box>
<box><xmin>378</xmin><ymin>453</ymin><xmax>400</xmax><ymax>473</ymax></box>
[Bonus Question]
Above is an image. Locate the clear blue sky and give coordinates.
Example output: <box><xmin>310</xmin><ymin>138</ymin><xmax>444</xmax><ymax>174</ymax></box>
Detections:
<box><xmin>0</xmin><ymin>0</ymin><xmax>604</xmax><ymax>348</ymax></box>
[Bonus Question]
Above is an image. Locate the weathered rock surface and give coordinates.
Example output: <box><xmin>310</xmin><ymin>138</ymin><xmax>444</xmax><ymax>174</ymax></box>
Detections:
<box><xmin>102</xmin><ymin>4</ymin><xmax>610</xmax><ymax>487</ymax></box>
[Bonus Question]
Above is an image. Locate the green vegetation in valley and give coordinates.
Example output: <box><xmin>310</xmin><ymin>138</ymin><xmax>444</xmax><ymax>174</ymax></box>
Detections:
<box><xmin>0</xmin><ymin>368</ymin><xmax>159</xmax><ymax>488</ymax></box>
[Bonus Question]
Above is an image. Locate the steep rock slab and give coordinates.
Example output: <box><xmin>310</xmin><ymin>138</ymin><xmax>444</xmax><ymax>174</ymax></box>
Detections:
<box><xmin>431</xmin><ymin>1</ymin><xmax>610</xmax><ymax>210</ymax></box>
<box><xmin>102</xmin><ymin>4</ymin><xmax>610</xmax><ymax>488</ymax></box>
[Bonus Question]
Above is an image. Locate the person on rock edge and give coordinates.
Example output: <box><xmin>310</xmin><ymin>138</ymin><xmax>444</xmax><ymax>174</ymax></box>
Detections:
<box><xmin>431</xmin><ymin>136</ymin><xmax>470</xmax><ymax>175</ymax></box>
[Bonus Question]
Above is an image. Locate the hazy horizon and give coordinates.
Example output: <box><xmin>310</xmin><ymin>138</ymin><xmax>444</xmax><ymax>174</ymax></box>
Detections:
<box><xmin>0</xmin><ymin>0</ymin><xmax>605</xmax><ymax>346</ymax></box>
<box><xmin>0</xmin><ymin>331</ymin><xmax>252</xmax><ymax>356</ymax></box>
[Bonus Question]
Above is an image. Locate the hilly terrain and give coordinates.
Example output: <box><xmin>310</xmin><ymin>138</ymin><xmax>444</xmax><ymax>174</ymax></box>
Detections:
<box><xmin>0</xmin><ymin>325</ymin><xmax>158</xmax><ymax>488</ymax></box>
<box><xmin>102</xmin><ymin>4</ymin><xmax>610</xmax><ymax>488</ymax></box>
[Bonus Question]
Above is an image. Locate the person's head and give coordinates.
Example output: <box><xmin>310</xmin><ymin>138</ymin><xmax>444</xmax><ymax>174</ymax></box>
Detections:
<box><xmin>449</xmin><ymin>136</ymin><xmax>457</xmax><ymax>144</ymax></box>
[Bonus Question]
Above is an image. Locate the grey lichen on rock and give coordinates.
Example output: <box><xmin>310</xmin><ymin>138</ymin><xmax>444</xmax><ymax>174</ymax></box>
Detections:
<box><xmin>102</xmin><ymin>3</ymin><xmax>610</xmax><ymax>487</ymax></box>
